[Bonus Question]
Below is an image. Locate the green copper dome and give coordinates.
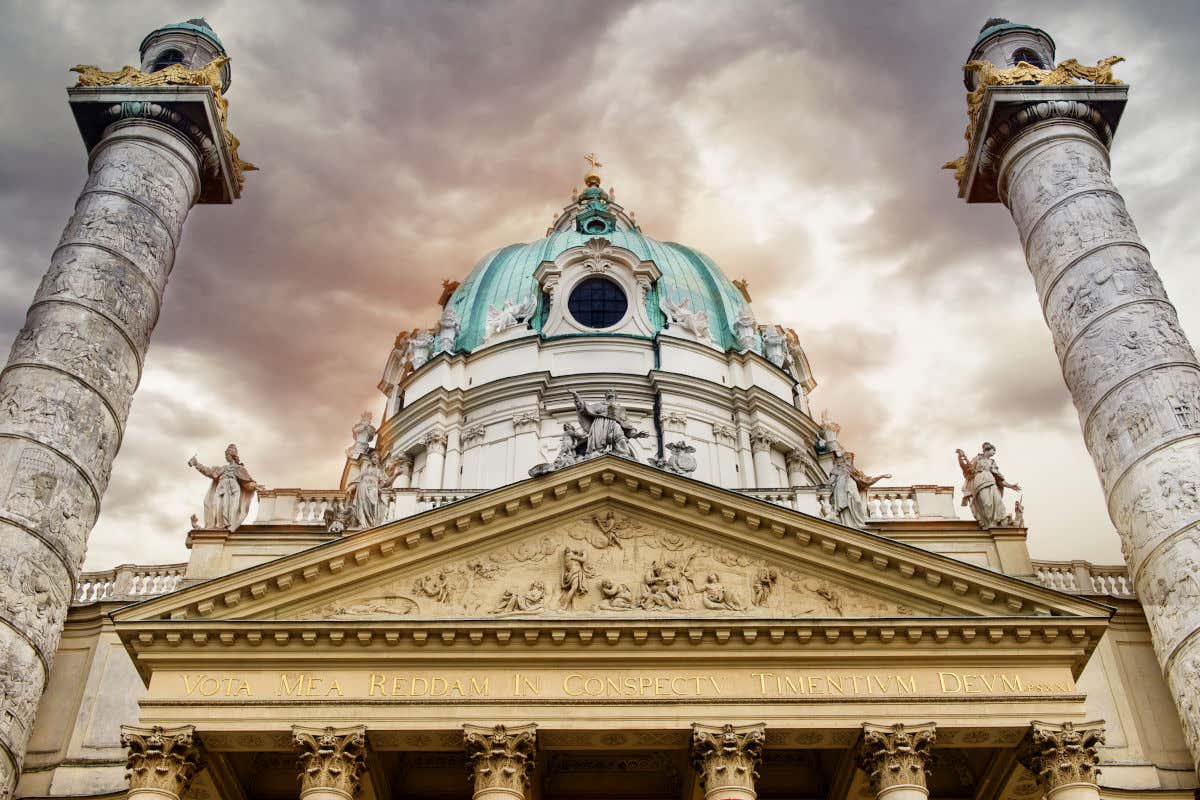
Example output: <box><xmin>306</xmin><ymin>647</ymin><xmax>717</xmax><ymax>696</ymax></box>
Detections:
<box><xmin>445</xmin><ymin>230</ymin><xmax>755</xmax><ymax>354</ymax></box>
<box><xmin>139</xmin><ymin>18</ymin><xmax>225</xmax><ymax>54</ymax></box>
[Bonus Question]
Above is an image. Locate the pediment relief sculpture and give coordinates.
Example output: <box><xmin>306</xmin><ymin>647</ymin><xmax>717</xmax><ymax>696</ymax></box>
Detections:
<box><xmin>287</xmin><ymin>510</ymin><xmax>928</xmax><ymax>621</ymax></box>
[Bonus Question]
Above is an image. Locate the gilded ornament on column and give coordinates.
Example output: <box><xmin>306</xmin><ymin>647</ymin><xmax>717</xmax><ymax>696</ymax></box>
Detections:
<box><xmin>463</xmin><ymin>723</ymin><xmax>537</xmax><ymax>798</ymax></box>
<box><xmin>1016</xmin><ymin>721</ymin><xmax>1105</xmax><ymax>794</ymax></box>
<box><xmin>690</xmin><ymin>722</ymin><xmax>766</xmax><ymax>797</ymax></box>
<box><xmin>857</xmin><ymin>722</ymin><xmax>936</xmax><ymax>796</ymax></box>
<box><xmin>292</xmin><ymin>724</ymin><xmax>368</xmax><ymax>798</ymax></box>
<box><xmin>120</xmin><ymin>724</ymin><xmax>201</xmax><ymax>796</ymax></box>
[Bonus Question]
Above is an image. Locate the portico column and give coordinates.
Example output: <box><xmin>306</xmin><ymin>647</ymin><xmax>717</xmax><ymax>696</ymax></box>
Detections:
<box><xmin>421</xmin><ymin>429</ymin><xmax>448</xmax><ymax>489</ymax></box>
<box><xmin>857</xmin><ymin>722</ymin><xmax>936</xmax><ymax>800</ymax></box>
<box><xmin>463</xmin><ymin>723</ymin><xmax>537</xmax><ymax>800</ymax></box>
<box><xmin>951</xmin><ymin>56</ymin><xmax>1200</xmax><ymax>766</ymax></box>
<box><xmin>1016</xmin><ymin>721</ymin><xmax>1105</xmax><ymax>800</ymax></box>
<box><xmin>691</xmin><ymin>723</ymin><xmax>766</xmax><ymax>800</ymax></box>
<box><xmin>292</xmin><ymin>725</ymin><xmax>368</xmax><ymax>800</ymax></box>
<box><xmin>120</xmin><ymin>724</ymin><xmax>201</xmax><ymax>800</ymax></box>
<box><xmin>749</xmin><ymin>427</ymin><xmax>777</xmax><ymax>487</ymax></box>
<box><xmin>0</xmin><ymin>32</ymin><xmax>249</xmax><ymax>792</ymax></box>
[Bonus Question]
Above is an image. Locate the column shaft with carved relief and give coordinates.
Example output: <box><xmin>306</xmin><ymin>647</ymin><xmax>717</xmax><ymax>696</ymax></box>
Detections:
<box><xmin>121</xmin><ymin>724</ymin><xmax>202</xmax><ymax>800</ymax></box>
<box><xmin>1017</xmin><ymin>721</ymin><xmax>1104</xmax><ymax>800</ymax></box>
<box><xmin>0</xmin><ymin>44</ymin><xmax>249</xmax><ymax>791</ymax></box>
<box><xmin>463</xmin><ymin>723</ymin><xmax>536</xmax><ymax>800</ymax></box>
<box><xmin>952</xmin><ymin>44</ymin><xmax>1200</xmax><ymax>768</ymax></box>
<box><xmin>857</xmin><ymin>722</ymin><xmax>936</xmax><ymax>800</ymax></box>
<box><xmin>293</xmin><ymin>725</ymin><xmax>368</xmax><ymax>800</ymax></box>
<box><xmin>691</xmin><ymin>723</ymin><xmax>766</xmax><ymax>800</ymax></box>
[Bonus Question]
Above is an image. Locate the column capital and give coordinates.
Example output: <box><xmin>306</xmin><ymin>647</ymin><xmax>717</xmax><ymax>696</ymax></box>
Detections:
<box><xmin>690</xmin><ymin>722</ymin><xmax>766</xmax><ymax>800</ymax></box>
<box><xmin>292</xmin><ymin>724</ymin><xmax>368</xmax><ymax>800</ymax></box>
<box><xmin>120</xmin><ymin>724</ymin><xmax>201</xmax><ymax>797</ymax></box>
<box><xmin>857</xmin><ymin>722</ymin><xmax>936</xmax><ymax>798</ymax></box>
<box><xmin>1017</xmin><ymin>721</ymin><xmax>1105</xmax><ymax>797</ymax></box>
<box><xmin>463</xmin><ymin>723</ymin><xmax>537</xmax><ymax>800</ymax></box>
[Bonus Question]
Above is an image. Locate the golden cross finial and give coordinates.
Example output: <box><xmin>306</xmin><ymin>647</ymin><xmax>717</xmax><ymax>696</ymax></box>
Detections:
<box><xmin>584</xmin><ymin>152</ymin><xmax>604</xmax><ymax>170</ymax></box>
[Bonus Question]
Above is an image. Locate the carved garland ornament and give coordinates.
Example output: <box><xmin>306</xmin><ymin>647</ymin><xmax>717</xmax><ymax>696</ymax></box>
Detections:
<box><xmin>691</xmin><ymin>723</ymin><xmax>765</xmax><ymax>797</ymax></box>
<box><xmin>121</xmin><ymin>724</ymin><xmax>202</xmax><ymax>794</ymax></box>
<box><xmin>857</xmin><ymin>722</ymin><xmax>936</xmax><ymax>795</ymax></box>
<box><xmin>463</xmin><ymin>723</ymin><xmax>537</xmax><ymax>796</ymax></box>
<box><xmin>1016</xmin><ymin>721</ymin><xmax>1105</xmax><ymax>793</ymax></box>
<box><xmin>293</xmin><ymin>724</ymin><xmax>368</xmax><ymax>797</ymax></box>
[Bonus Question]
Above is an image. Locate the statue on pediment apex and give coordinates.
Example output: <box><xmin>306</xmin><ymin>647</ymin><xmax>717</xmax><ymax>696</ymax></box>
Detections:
<box><xmin>188</xmin><ymin>444</ymin><xmax>257</xmax><ymax>532</ymax></box>
<box><xmin>569</xmin><ymin>388</ymin><xmax>649</xmax><ymax>460</ymax></box>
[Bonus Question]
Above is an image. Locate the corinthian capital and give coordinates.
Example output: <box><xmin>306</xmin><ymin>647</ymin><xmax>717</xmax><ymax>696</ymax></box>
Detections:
<box><xmin>857</xmin><ymin>722</ymin><xmax>936</xmax><ymax>797</ymax></box>
<box><xmin>292</xmin><ymin>724</ymin><xmax>367</xmax><ymax>798</ymax></box>
<box><xmin>120</xmin><ymin>724</ymin><xmax>201</xmax><ymax>796</ymax></box>
<box><xmin>463</xmin><ymin>723</ymin><xmax>537</xmax><ymax>799</ymax></box>
<box><xmin>691</xmin><ymin>722</ymin><xmax>766</xmax><ymax>800</ymax></box>
<box><xmin>1017</xmin><ymin>721</ymin><xmax>1105</xmax><ymax>796</ymax></box>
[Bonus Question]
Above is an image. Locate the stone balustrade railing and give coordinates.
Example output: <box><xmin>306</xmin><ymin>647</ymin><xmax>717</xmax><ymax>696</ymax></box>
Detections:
<box><xmin>742</xmin><ymin>485</ymin><xmax>959</xmax><ymax>521</ymax></box>
<box><xmin>73</xmin><ymin>563</ymin><xmax>187</xmax><ymax>605</ymax></box>
<box><xmin>1032</xmin><ymin>560</ymin><xmax>1136</xmax><ymax>598</ymax></box>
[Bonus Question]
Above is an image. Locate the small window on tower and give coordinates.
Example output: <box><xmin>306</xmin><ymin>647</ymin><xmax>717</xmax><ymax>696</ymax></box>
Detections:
<box><xmin>1012</xmin><ymin>48</ymin><xmax>1045</xmax><ymax>69</ymax></box>
<box><xmin>151</xmin><ymin>49</ymin><xmax>186</xmax><ymax>72</ymax></box>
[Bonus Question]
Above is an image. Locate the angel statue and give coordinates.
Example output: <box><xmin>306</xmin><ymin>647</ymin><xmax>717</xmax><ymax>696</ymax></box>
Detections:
<box><xmin>347</xmin><ymin>449</ymin><xmax>402</xmax><ymax>529</ymax></box>
<box><xmin>956</xmin><ymin>443</ymin><xmax>1021</xmax><ymax>530</ymax></box>
<box><xmin>827</xmin><ymin>452</ymin><xmax>890</xmax><ymax>529</ymax></box>
<box><xmin>188</xmin><ymin>444</ymin><xmax>258</xmax><ymax>532</ymax></box>
<box><xmin>664</xmin><ymin>295</ymin><xmax>711</xmax><ymax>341</ymax></box>
<box><xmin>484</xmin><ymin>295</ymin><xmax>537</xmax><ymax>340</ymax></box>
<box><xmin>569</xmin><ymin>388</ymin><xmax>649</xmax><ymax>459</ymax></box>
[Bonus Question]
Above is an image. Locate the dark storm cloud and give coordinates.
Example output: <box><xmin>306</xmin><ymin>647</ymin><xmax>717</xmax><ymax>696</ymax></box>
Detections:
<box><xmin>2</xmin><ymin>0</ymin><xmax>1199</xmax><ymax>565</ymax></box>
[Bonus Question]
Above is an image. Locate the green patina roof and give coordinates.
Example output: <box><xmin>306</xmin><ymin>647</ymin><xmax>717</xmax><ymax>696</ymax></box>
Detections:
<box><xmin>139</xmin><ymin>18</ymin><xmax>225</xmax><ymax>54</ymax></box>
<box><xmin>447</xmin><ymin>230</ymin><xmax>756</xmax><ymax>354</ymax></box>
<box><xmin>973</xmin><ymin>19</ymin><xmax>1054</xmax><ymax>50</ymax></box>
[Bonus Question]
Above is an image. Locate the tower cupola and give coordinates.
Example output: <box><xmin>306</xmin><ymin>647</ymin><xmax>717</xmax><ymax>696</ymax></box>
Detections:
<box><xmin>964</xmin><ymin>18</ymin><xmax>1055</xmax><ymax>90</ymax></box>
<box><xmin>139</xmin><ymin>17</ymin><xmax>231</xmax><ymax>91</ymax></box>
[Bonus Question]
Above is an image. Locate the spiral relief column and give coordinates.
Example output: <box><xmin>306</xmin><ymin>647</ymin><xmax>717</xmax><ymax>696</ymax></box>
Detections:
<box><xmin>949</xmin><ymin>20</ymin><xmax>1200</xmax><ymax>769</ymax></box>
<box><xmin>0</xmin><ymin>20</ymin><xmax>249</xmax><ymax>795</ymax></box>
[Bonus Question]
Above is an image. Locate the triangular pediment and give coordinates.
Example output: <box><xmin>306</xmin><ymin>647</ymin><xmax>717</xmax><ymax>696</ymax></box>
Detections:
<box><xmin>115</xmin><ymin>457</ymin><xmax>1109</xmax><ymax>630</ymax></box>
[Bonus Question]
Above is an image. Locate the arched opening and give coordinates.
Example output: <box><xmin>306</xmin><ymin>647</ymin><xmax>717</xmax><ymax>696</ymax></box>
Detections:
<box><xmin>151</xmin><ymin>48</ymin><xmax>186</xmax><ymax>72</ymax></box>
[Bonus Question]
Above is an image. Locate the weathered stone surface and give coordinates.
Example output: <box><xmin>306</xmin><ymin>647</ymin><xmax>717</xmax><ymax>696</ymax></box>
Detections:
<box><xmin>0</xmin><ymin>525</ymin><xmax>71</xmax><ymax>665</ymax></box>
<box><xmin>0</xmin><ymin>630</ymin><xmax>46</xmax><ymax>777</ymax></box>
<box><xmin>0</xmin><ymin>443</ymin><xmax>96</xmax><ymax>574</ymax></box>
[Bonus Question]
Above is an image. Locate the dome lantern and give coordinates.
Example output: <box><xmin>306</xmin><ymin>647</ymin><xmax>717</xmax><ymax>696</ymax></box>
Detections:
<box><xmin>139</xmin><ymin>17</ymin><xmax>231</xmax><ymax>92</ymax></box>
<box><xmin>963</xmin><ymin>17</ymin><xmax>1055</xmax><ymax>90</ymax></box>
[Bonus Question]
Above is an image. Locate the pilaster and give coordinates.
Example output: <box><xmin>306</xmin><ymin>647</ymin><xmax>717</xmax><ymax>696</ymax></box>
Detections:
<box><xmin>691</xmin><ymin>722</ymin><xmax>766</xmax><ymax>800</ymax></box>
<box><xmin>463</xmin><ymin>723</ymin><xmax>537</xmax><ymax>800</ymax></box>
<box><xmin>857</xmin><ymin>722</ymin><xmax>936</xmax><ymax>800</ymax></box>
<box><xmin>292</xmin><ymin>725</ymin><xmax>368</xmax><ymax>800</ymax></box>
<box><xmin>1016</xmin><ymin>721</ymin><xmax>1104</xmax><ymax>800</ymax></box>
<box><xmin>121</xmin><ymin>724</ymin><xmax>201</xmax><ymax>800</ymax></box>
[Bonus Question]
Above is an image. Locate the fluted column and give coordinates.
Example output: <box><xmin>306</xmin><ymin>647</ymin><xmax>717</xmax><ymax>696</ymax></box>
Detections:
<box><xmin>293</xmin><ymin>725</ymin><xmax>368</xmax><ymax>800</ymax></box>
<box><xmin>690</xmin><ymin>723</ymin><xmax>766</xmax><ymax>800</ymax></box>
<box><xmin>857</xmin><ymin>722</ymin><xmax>936</xmax><ymax>800</ymax></box>
<box><xmin>1016</xmin><ymin>721</ymin><xmax>1105</xmax><ymax>800</ymax></box>
<box><xmin>961</xmin><ymin>92</ymin><xmax>1200</xmax><ymax>767</ymax></box>
<box><xmin>121</xmin><ymin>724</ymin><xmax>202</xmax><ymax>800</ymax></box>
<box><xmin>463</xmin><ymin>723</ymin><xmax>536</xmax><ymax>800</ymax></box>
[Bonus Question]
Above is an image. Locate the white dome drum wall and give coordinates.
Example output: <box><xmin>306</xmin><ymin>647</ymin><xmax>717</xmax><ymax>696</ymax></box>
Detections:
<box><xmin>372</xmin><ymin>160</ymin><xmax>823</xmax><ymax>497</ymax></box>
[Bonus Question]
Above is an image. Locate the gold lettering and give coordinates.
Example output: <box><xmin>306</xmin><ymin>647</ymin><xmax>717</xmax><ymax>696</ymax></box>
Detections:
<box><xmin>825</xmin><ymin>675</ymin><xmax>845</xmax><ymax>695</ymax></box>
<box><xmin>938</xmin><ymin>672</ymin><xmax>962</xmax><ymax>693</ymax></box>
<box><xmin>706</xmin><ymin>676</ymin><xmax>721</xmax><ymax>696</ymax></box>
<box><xmin>182</xmin><ymin>673</ymin><xmax>203</xmax><ymax>696</ymax></box>
<box><xmin>851</xmin><ymin>675</ymin><xmax>867</xmax><ymax>695</ymax></box>
<box><xmin>563</xmin><ymin>674</ymin><xmax>584</xmax><ymax>697</ymax></box>
<box><xmin>306</xmin><ymin>677</ymin><xmax>324</xmax><ymax>697</ymax></box>
<box><xmin>233</xmin><ymin>680</ymin><xmax>251</xmax><ymax>697</ymax></box>
<box><xmin>584</xmin><ymin>677</ymin><xmax>603</xmax><ymax>696</ymax></box>
<box><xmin>963</xmin><ymin>674</ymin><xmax>983</xmax><ymax>694</ymax></box>
<box><xmin>326</xmin><ymin>679</ymin><xmax>343</xmax><ymax>697</ymax></box>
<box><xmin>895</xmin><ymin>674</ymin><xmax>916</xmax><ymax>694</ymax></box>
<box><xmin>277</xmin><ymin>672</ymin><xmax>306</xmax><ymax>697</ymax></box>
<box><xmin>752</xmin><ymin>672</ymin><xmax>772</xmax><ymax>694</ymax></box>
<box><xmin>411</xmin><ymin>677</ymin><xmax>428</xmax><ymax>696</ymax></box>
<box><xmin>784</xmin><ymin>675</ymin><xmax>803</xmax><ymax>695</ymax></box>
<box><xmin>639</xmin><ymin>677</ymin><xmax>653</xmax><ymax>695</ymax></box>
<box><xmin>393</xmin><ymin>676</ymin><xmax>407</xmax><ymax>696</ymax></box>
<box><xmin>870</xmin><ymin>675</ymin><xmax>890</xmax><ymax>694</ymax></box>
<box><xmin>671</xmin><ymin>676</ymin><xmax>688</xmax><ymax>695</ymax></box>
<box><xmin>470</xmin><ymin>677</ymin><xmax>490</xmax><ymax>696</ymax></box>
<box><xmin>808</xmin><ymin>675</ymin><xmax>821</xmax><ymax>694</ymax></box>
<box><xmin>369</xmin><ymin>673</ymin><xmax>385</xmax><ymax>697</ymax></box>
<box><xmin>978</xmin><ymin>674</ymin><xmax>995</xmax><ymax>693</ymax></box>
<box><xmin>430</xmin><ymin>677</ymin><xmax>447</xmax><ymax>696</ymax></box>
<box><xmin>1000</xmin><ymin>674</ymin><xmax>1023</xmax><ymax>692</ymax></box>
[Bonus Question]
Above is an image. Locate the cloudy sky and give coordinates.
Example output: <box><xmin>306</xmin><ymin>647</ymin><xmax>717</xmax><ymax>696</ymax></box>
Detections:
<box><xmin>2</xmin><ymin>0</ymin><xmax>1198</xmax><ymax>570</ymax></box>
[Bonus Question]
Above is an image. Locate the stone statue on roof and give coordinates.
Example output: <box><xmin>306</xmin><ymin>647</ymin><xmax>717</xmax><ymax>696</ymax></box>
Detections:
<box><xmin>569</xmin><ymin>388</ymin><xmax>649</xmax><ymax>460</ymax></box>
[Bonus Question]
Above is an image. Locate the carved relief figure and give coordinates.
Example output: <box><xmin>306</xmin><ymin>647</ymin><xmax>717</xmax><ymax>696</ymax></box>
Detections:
<box><xmin>569</xmin><ymin>388</ymin><xmax>649</xmax><ymax>459</ymax></box>
<box><xmin>956</xmin><ymin>443</ymin><xmax>1021</xmax><ymax>530</ymax></box>
<box><xmin>597</xmin><ymin>579</ymin><xmax>633</xmax><ymax>610</ymax></box>
<box><xmin>701</xmin><ymin>574</ymin><xmax>745</xmax><ymax>611</ymax></box>
<box><xmin>760</xmin><ymin>325</ymin><xmax>791</xmax><ymax>369</ymax></box>
<box><xmin>664</xmin><ymin>295</ymin><xmax>711</xmax><ymax>341</ymax></box>
<box><xmin>553</xmin><ymin>423</ymin><xmax>587</xmax><ymax>468</ymax></box>
<box><xmin>492</xmin><ymin>581</ymin><xmax>547</xmax><ymax>615</ymax></box>
<box><xmin>558</xmin><ymin>547</ymin><xmax>596</xmax><ymax>609</ymax></box>
<box><xmin>188</xmin><ymin>444</ymin><xmax>257</xmax><ymax>532</ymax></box>
<box><xmin>752</xmin><ymin>567</ymin><xmax>778</xmax><ymax>606</ymax></box>
<box><xmin>485</xmin><ymin>295</ymin><xmax>536</xmax><ymax>340</ymax></box>
<box><xmin>828</xmin><ymin>452</ymin><xmax>890</xmax><ymax>529</ymax></box>
<box><xmin>435</xmin><ymin>305</ymin><xmax>461</xmax><ymax>354</ymax></box>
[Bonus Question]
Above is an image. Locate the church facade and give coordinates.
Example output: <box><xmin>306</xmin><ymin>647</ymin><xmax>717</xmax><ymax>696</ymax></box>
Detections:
<box><xmin>4</xmin><ymin>15</ymin><xmax>1199</xmax><ymax>800</ymax></box>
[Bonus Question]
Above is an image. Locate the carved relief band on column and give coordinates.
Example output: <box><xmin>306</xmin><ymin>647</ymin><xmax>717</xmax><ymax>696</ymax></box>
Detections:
<box><xmin>857</xmin><ymin>722</ymin><xmax>935</xmax><ymax>800</ymax></box>
<box><xmin>463</xmin><ymin>723</ymin><xmax>536</xmax><ymax>800</ymax></box>
<box><xmin>121</xmin><ymin>724</ymin><xmax>201</xmax><ymax>799</ymax></box>
<box><xmin>691</xmin><ymin>722</ymin><xmax>766</xmax><ymax>800</ymax></box>
<box><xmin>292</xmin><ymin>724</ymin><xmax>367</xmax><ymax>800</ymax></box>
<box><xmin>1016</xmin><ymin>721</ymin><xmax>1104</xmax><ymax>800</ymax></box>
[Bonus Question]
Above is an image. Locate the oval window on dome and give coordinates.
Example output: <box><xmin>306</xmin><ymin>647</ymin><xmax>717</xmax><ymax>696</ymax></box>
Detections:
<box><xmin>567</xmin><ymin>277</ymin><xmax>627</xmax><ymax>329</ymax></box>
